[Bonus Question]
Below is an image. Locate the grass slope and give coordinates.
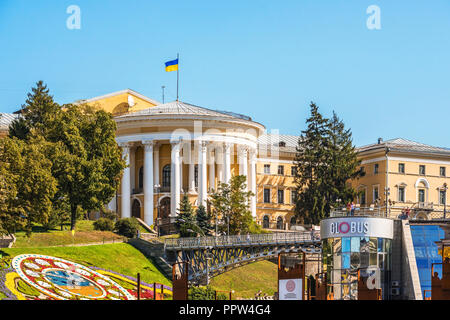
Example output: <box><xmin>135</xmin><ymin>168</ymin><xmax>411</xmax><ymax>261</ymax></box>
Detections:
<box><xmin>13</xmin><ymin>220</ymin><xmax>123</xmax><ymax>248</ymax></box>
<box><xmin>209</xmin><ymin>260</ymin><xmax>277</xmax><ymax>299</ymax></box>
<box><xmin>1</xmin><ymin>243</ymin><xmax>171</xmax><ymax>286</ymax></box>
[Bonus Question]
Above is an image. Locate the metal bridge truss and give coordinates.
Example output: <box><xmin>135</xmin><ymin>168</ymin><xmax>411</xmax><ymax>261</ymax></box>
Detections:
<box><xmin>165</xmin><ymin>232</ymin><xmax>322</xmax><ymax>285</ymax></box>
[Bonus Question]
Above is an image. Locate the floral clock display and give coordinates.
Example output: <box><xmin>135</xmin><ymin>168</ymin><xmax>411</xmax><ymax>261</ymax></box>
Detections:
<box><xmin>11</xmin><ymin>254</ymin><xmax>135</xmax><ymax>300</ymax></box>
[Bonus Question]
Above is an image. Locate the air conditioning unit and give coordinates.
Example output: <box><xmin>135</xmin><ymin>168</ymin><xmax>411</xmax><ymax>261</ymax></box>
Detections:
<box><xmin>391</xmin><ymin>288</ymin><xmax>400</xmax><ymax>296</ymax></box>
<box><xmin>391</xmin><ymin>281</ymin><xmax>400</xmax><ymax>287</ymax></box>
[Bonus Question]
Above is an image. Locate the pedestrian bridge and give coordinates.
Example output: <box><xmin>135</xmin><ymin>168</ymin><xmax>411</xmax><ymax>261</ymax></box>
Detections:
<box><xmin>164</xmin><ymin>232</ymin><xmax>321</xmax><ymax>285</ymax></box>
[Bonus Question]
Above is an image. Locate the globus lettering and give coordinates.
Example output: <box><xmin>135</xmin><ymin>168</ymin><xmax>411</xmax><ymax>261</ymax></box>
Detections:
<box><xmin>330</xmin><ymin>221</ymin><xmax>369</xmax><ymax>235</ymax></box>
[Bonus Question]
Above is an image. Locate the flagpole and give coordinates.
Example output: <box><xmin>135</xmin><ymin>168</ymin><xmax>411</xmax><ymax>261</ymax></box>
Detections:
<box><xmin>177</xmin><ymin>53</ymin><xmax>179</xmax><ymax>101</ymax></box>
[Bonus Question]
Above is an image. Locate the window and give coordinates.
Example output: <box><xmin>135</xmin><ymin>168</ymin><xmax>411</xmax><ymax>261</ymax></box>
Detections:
<box><xmin>440</xmin><ymin>167</ymin><xmax>446</xmax><ymax>177</ymax></box>
<box><xmin>291</xmin><ymin>166</ymin><xmax>297</xmax><ymax>176</ymax></box>
<box><xmin>398</xmin><ymin>187</ymin><xmax>405</xmax><ymax>202</ymax></box>
<box><xmin>360</xmin><ymin>166</ymin><xmax>365</xmax><ymax>174</ymax></box>
<box><xmin>373</xmin><ymin>186</ymin><xmax>379</xmax><ymax>203</ymax></box>
<box><xmin>419</xmin><ymin>165</ymin><xmax>426</xmax><ymax>175</ymax></box>
<box><xmin>263</xmin><ymin>188</ymin><xmax>271</xmax><ymax>203</ymax></box>
<box><xmin>278</xmin><ymin>189</ymin><xmax>284</xmax><ymax>204</ymax></box>
<box><xmin>194</xmin><ymin>165</ymin><xmax>198</xmax><ymax>188</ymax></box>
<box><xmin>263</xmin><ymin>216</ymin><xmax>270</xmax><ymax>229</ymax></box>
<box><xmin>264</xmin><ymin>164</ymin><xmax>271</xmax><ymax>174</ymax></box>
<box><xmin>360</xmin><ymin>190</ymin><xmax>366</xmax><ymax>205</ymax></box>
<box><xmin>398</xmin><ymin>163</ymin><xmax>405</xmax><ymax>174</ymax></box>
<box><xmin>290</xmin><ymin>216</ymin><xmax>297</xmax><ymax>226</ymax></box>
<box><xmin>418</xmin><ymin>189</ymin><xmax>425</xmax><ymax>203</ymax></box>
<box><xmin>162</xmin><ymin>165</ymin><xmax>171</xmax><ymax>188</ymax></box>
<box><xmin>277</xmin><ymin>216</ymin><xmax>284</xmax><ymax>230</ymax></box>
<box><xmin>291</xmin><ymin>189</ymin><xmax>296</xmax><ymax>204</ymax></box>
<box><xmin>138</xmin><ymin>166</ymin><xmax>144</xmax><ymax>189</ymax></box>
<box><xmin>440</xmin><ymin>190</ymin><xmax>446</xmax><ymax>205</ymax></box>
<box><xmin>278</xmin><ymin>165</ymin><xmax>284</xmax><ymax>175</ymax></box>
<box><xmin>374</xmin><ymin>163</ymin><xmax>379</xmax><ymax>174</ymax></box>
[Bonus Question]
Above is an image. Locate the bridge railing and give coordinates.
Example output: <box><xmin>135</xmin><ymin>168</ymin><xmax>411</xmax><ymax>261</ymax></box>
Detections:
<box><xmin>164</xmin><ymin>231</ymin><xmax>319</xmax><ymax>250</ymax></box>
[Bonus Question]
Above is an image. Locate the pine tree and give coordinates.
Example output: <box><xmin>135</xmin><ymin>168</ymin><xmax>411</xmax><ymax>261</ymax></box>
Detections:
<box><xmin>196</xmin><ymin>205</ymin><xmax>213</xmax><ymax>236</ymax></box>
<box><xmin>176</xmin><ymin>195</ymin><xmax>197</xmax><ymax>237</ymax></box>
<box><xmin>293</xmin><ymin>103</ymin><xmax>363</xmax><ymax>225</ymax></box>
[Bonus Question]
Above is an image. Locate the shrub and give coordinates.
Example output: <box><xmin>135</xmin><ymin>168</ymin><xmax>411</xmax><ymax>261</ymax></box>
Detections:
<box><xmin>102</xmin><ymin>209</ymin><xmax>118</xmax><ymax>221</ymax></box>
<box><xmin>115</xmin><ymin>218</ymin><xmax>139</xmax><ymax>238</ymax></box>
<box><xmin>93</xmin><ymin>218</ymin><xmax>115</xmax><ymax>231</ymax></box>
<box><xmin>189</xmin><ymin>286</ymin><xmax>228</xmax><ymax>300</ymax></box>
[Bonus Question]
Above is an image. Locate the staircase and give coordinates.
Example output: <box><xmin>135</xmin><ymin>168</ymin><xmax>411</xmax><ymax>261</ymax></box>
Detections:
<box><xmin>128</xmin><ymin>238</ymin><xmax>172</xmax><ymax>279</ymax></box>
<box><xmin>136</xmin><ymin>218</ymin><xmax>157</xmax><ymax>235</ymax></box>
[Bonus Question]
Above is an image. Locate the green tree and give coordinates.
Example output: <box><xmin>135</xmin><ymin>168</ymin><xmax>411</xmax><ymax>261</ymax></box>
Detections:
<box><xmin>293</xmin><ymin>103</ymin><xmax>363</xmax><ymax>225</ymax></box>
<box><xmin>9</xmin><ymin>82</ymin><xmax>126</xmax><ymax>231</ymax></box>
<box><xmin>196</xmin><ymin>205</ymin><xmax>213</xmax><ymax>236</ymax></box>
<box><xmin>209</xmin><ymin>175</ymin><xmax>254</xmax><ymax>235</ymax></box>
<box><xmin>176</xmin><ymin>195</ymin><xmax>197</xmax><ymax>237</ymax></box>
<box><xmin>9</xmin><ymin>80</ymin><xmax>60</xmax><ymax>139</ymax></box>
<box><xmin>0</xmin><ymin>136</ymin><xmax>58</xmax><ymax>235</ymax></box>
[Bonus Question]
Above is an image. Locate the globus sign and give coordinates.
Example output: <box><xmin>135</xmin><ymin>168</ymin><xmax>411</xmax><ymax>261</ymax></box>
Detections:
<box><xmin>330</xmin><ymin>221</ymin><xmax>369</xmax><ymax>235</ymax></box>
<box><xmin>320</xmin><ymin>217</ymin><xmax>394</xmax><ymax>239</ymax></box>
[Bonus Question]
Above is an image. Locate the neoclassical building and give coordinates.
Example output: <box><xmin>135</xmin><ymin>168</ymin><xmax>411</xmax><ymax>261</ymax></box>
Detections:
<box><xmin>1</xmin><ymin>89</ymin><xmax>449</xmax><ymax>230</ymax></box>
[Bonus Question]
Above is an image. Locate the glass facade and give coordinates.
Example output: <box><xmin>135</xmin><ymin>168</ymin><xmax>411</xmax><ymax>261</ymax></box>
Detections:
<box><xmin>322</xmin><ymin>236</ymin><xmax>392</xmax><ymax>300</ymax></box>
<box><xmin>410</xmin><ymin>225</ymin><xmax>445</xmax><ymax>299</ymax></box>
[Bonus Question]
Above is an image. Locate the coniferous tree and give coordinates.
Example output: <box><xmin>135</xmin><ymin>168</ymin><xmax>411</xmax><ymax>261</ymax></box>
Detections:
<box><xmin>196</xmin><ymin>205</ymin><xmax>213</xmax><ymax>236</ymax></box>
<box><xmin>293</xmin><ymin>103</ymin><xmax>363</xmax><ymax>225</ymax></box>
<box><xmin>176</xmin><ymin>195</ymin><xmax>197</xmax><ymax>237</ymax></box>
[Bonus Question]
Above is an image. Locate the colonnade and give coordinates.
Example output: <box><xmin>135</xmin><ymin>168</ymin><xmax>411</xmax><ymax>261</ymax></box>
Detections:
<box><xmin>118</xmin><ymin>140</ymin><xmax>257</xmax><ymax>225</ymax></box>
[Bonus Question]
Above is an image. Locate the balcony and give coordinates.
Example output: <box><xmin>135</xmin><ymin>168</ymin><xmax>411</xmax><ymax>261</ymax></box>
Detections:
<box><xmin>330</xmin><ymin>205</ymin><xmax>385</xmax><ymax>217</ymax></box>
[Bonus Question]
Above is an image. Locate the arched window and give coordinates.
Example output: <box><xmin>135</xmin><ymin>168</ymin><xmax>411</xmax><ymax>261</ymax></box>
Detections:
<box><xmin>162</xmin><ymin>165</ymin><xmax>171</xmax><ymax>188</ymax></box>
<box><xmin>277</xmin><ymin>216</ymin><xmax>284</xmax><ymax>230</ymax></box>
<box><xmin>263</xmin><ymin>216</ymin><xmax>270</xmax><ymax>229</ymax></box>
<box><xmin>290</xmin><ymin>216</ymin><xmax>297</xmax><ymax>227</ymax></box>
<box><xmin>138</xmin><ymin>166</ymin><xmax>144</xmax><ymax>189</ymax></box>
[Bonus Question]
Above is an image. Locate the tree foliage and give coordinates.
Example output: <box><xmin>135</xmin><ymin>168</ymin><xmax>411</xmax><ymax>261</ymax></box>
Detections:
<box><xmin>6</xmin><ymin>81</ymin><xmax>125</xmax><ymax>231</ymax></box>
<box><xmin>0</xmin><ymin>135</ymin><xmax>57</xmax><ymax>235</ymax></box>
<box><xmin>293</xmin><ymin>102</ymin><xmax>364</xmax><ymax>225</ymax></box>
<box><xmin>209</xmin><ymin>175</ymin><xmax>254</xmax><ymax>235</ymax></box>
<box><xmin>196</xmin><ymin>205</ymin><xmax>213</xmax><ymax>236</ymax></box>
<box><xmin>176</xmin><ymin>195</ymin><xmax>198</xmax><ymax>237</ymax></box>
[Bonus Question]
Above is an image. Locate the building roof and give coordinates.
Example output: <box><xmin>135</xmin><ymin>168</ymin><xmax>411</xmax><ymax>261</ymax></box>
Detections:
<box><xmin>0</xmin><ymin>113</ymin><xmax>18</xmax><ymax>130</ymax></box>
<box><xmin>257</xmin><ymin>133</ymin><xmax>299</xmax><ymax>153</ymax></box>
<box><xmin>357</xmin><ymin>138</ymin><xmax>450</xmax><ymax>156</ymax></box>
<box><xmin>76</xmin><ymin>88</ymin><xmax>162</xmax><ymax>106</ymax></box>
<box><xmin>115</xmin><ymin>100</ymin><xmax>253</xmax><ymax>121</ymax></box>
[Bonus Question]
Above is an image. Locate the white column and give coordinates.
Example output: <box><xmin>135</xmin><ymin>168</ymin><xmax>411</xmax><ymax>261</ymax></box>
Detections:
<box><xmin>154</xmin><ymin>143</ymin><xmax>160</xmax><ymax>187</ymax></box>
<box><xmin>129</xmin><ymin>146</ymin><xmax>136</xmax><ymax>193</ymax></box>
<box><xmin>249</xmin><ymin>148</ymin><xmax>257</xmax><ymax>218</ymax></box>
<box><xmin>143</xmin><ymin>140</ymin><xmax>154</xmax><ymax>225</ymax></box>
<box><xmin>216</xmin><ymin>145</ymin><xmax>224</xmax><ymax>184</ymax></box>
<box><xmin>209</xmin><ymin>148</ymin><xmax>215</xmax><ymax>192</ymax></box>
<box><xmin>223</xmin><ymin>142</ymin><xmax>232</xmax><ymax>183</ymax></box>
<box><xmin>120</xmin><ymin>143</ymin><xmax>131</xmax><ymax>219</ymax></box>
<box><xmin>238</xmin><ymin>146</ymin><xmax>249</xmax><ymax>192</ymax></box>
<box><xmin>170</xmin><ymin>141</ymin><xmax>181</xmax><ymax>217</ymax></box>
<box><xmin>198</xmin><ymin>141</ymin><xmax>208</xmax><ymax>207</ymax></box>
<box><xmin>188</xmin><ymin>142</ymin><xmax>196</xmax><ymax>193</ymax></box>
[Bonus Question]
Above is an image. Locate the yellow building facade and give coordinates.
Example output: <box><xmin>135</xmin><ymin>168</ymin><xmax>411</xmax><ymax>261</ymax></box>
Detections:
<box><xmin>2</xmin><ymin>90</ymin><xmax>449</xmax><ymax>230</ymax></box>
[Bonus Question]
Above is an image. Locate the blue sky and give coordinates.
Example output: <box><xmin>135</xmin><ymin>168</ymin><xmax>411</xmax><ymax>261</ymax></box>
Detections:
<box><xmin>1</xmin><ymin>0</ymin><xmax>450</xmax><ymax>147</ymax></box>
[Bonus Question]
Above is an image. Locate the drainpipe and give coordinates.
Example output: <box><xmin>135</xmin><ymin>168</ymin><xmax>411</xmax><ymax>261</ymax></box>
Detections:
<box><xmin>385</xmin><ymin>147</ymin><xmax>390</xmax><ymax>218</ymax></box>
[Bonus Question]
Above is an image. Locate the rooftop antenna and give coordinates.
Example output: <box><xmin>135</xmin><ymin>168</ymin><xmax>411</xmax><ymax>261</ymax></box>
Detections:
<box><xmin>162</xmin><ymin>86</ymin><xmax>166</xmax><ymax>104</ymax></box>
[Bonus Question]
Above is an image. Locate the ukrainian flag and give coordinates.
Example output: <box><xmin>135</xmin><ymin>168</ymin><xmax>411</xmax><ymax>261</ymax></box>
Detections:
<box><xmin>165</xmin><ymin>58</ymin><xmax>179</xmax><ymax>72</ymax></box>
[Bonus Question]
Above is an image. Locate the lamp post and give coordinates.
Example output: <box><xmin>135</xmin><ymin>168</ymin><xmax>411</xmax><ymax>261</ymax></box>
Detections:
<box><xmin>154</xmin><ymin>184</ymin><xmax>161</xmax><ymax>237</ymax></box>
<box><xmin>444</xmin><ymin>183</ymin><xmax>448</xmax><ymax>220</ymax></box>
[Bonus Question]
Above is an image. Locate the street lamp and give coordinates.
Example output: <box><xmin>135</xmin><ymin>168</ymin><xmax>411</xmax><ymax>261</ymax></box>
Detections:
<box><xmin>154</xmin><ymin>184</ymin><xmax>161</xmax><ymax>237</ymax></box>
<box><xmin>444</xmin><ymin>183</ymin><xmax>448</xmax><ymax>219</ymax></box>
